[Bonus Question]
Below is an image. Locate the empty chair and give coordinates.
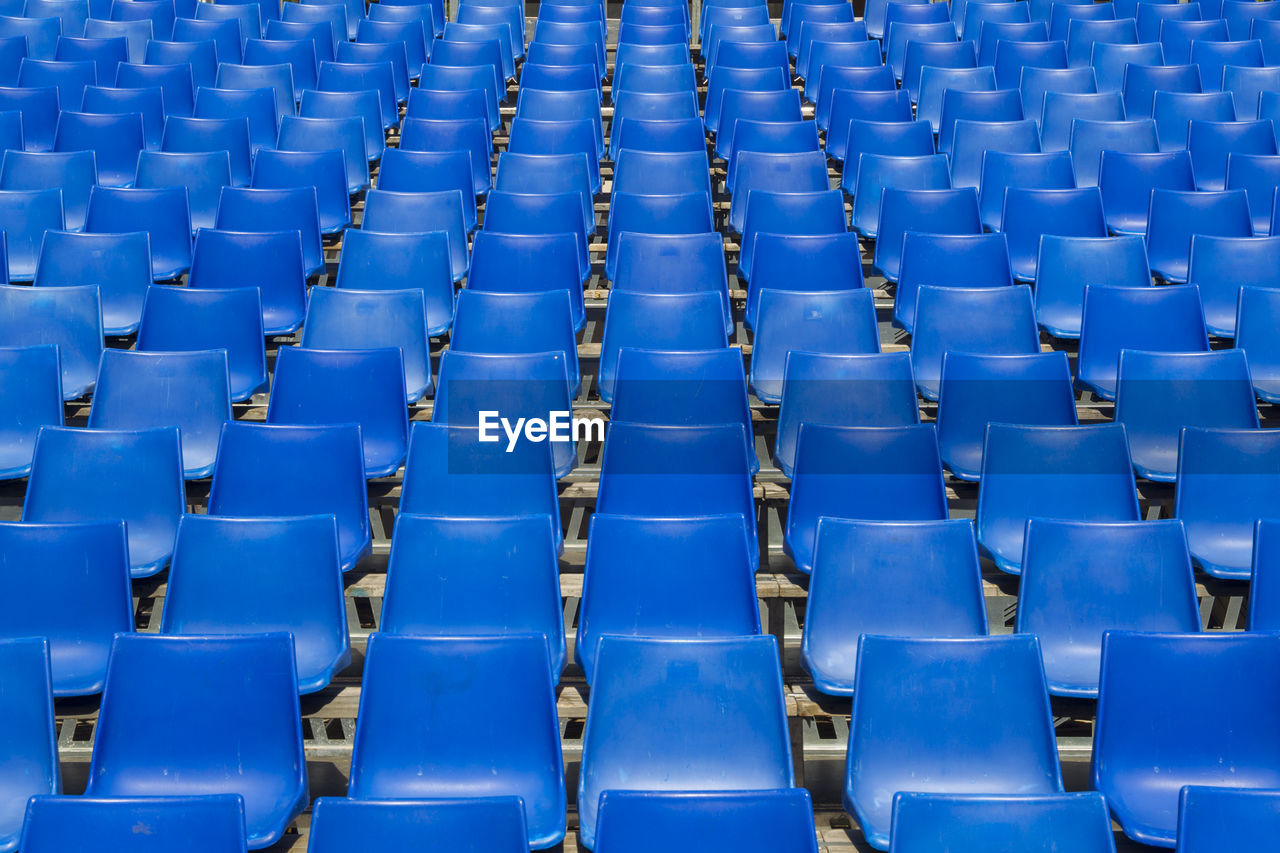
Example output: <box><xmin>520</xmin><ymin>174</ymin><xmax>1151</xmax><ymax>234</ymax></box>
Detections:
<box><xmin>134</xmin><ymin>150</ymin><xmax>231</xmax><ymax>232</ymax></box>
<box><xmin>949</xmin><ymin>118</ymin><xmax>1041</xmax><ymax>189</ymax></box>
<box><xmin>53</xmin><ymin>110</ymin><xmax>145</xmax><ymax>187</ymax></box>
<box><xmin>1176</xmin><ymin>787</ymin><xmax>1280</xmax><ymax>853</ymax></box>
<box><xmin>1147</xmin><ymin>188</ymin><xmax>1253</xmax><ymax>282</ymax></box>
<box><xmin>803</xmin><ymin>519</ymin><xmax>987</xmax><ymax>695</ymax></box>
<box><xmin>163</xmin><ymin>514</ymin><xmax>349</xmax><ymax>693</ymax></box>
<box><xmin>299</xmin><ymin>89</ymin><xmax>383</xmax><ymax>163</ymax></box>
<box><xmin>977</xmin><ymin>19</ymin><xmax>1049</xmax><ymax>66</ymax></box>
<box><xmin>88</xmin><ymin>349</ymin><xmax>230</xmax><ymax>479</ymax></box>
<box><xmin>398</xmin><ymin>116</ymin><xmax>492</xmax><ymax>196</ymax></box>
<box><xmin>852</xmin><ymin>153</ymin><xmax>952</xmax><ymax>238</ymax></box>
<box><xmin>250</xmin><ymin>148</ymin><xmax>350</xmax><ymax>233</ymax></box>
<box><xmin>612</xmin><ymin>90</ymin><xmax>699</xmax><ymax>156</ymax></box>
<box><xmin>889</xmin><ymin>793</ymin><xmax>1118</xmax><ymax>853</ymax></box>
<box><xmin>506</xmin><ymin>116</ymin><xmax>600</xmax><ymax>192</ymax></box>
<box><xmin>1188</xmin><ymin>119</ymin><xmax>1277</xmax><ymax>191</ymax></box>
<box><xmin>359</xmin><ymin>19</ymin><xmax>430</xmax><ymax>77</ymax></box>
<box><xmin>894</xmin><ymin>232</ymin><xmax>1015</xmax><ymax>331</ymax></box>
<box><xmin>1237</xmin><ymin>286</ymin><xmax>1280</xmax><ymax>401</ymax></box>
<box><xmin>1078</xmin><ymin>284</ymin><xmax>1209</xmax><ymax>400</ymax></box>
<box><xmin>579</xmin><ymin>515</ymin><xmax>759</xmax><ymax>681</ymax></box>
<box><xmin>0</xmin><ymin>188</ymin><xmax>61</xmax><ymax>281</ymax></box>
<box><xmin>937</xmin><ymin>352</ymin><xmax>1078</xmax><ymax>480</ymax></box>
<box><xmin>194</xmin><ymin>1</ymin><xmax>260</xmax><ymax>43</ymax></box>
<box><xmin>874</xmin><ymin>188</ymin><xmax>982</xmax><ymax>283</ymax></box>
<box><xmin>84</xmin><ymin>185</ymin><xmax>190</xmax><ymax>279</ymax></box>
<box><xmin>1136</xmin><ymin>0</ymin><xmax>1199</xmax><ymax>42</ymax></box>
<box><xmin>302</xmin><ymin>287</ymin><xmax>432</xmax><ymax>402</ymax></box>
<box><xmin>214</xmin><ymin>185</ymin><xmax>323</xmax><ymax>275</ymax></box>
<box><xmin>145</xmin><ymin>38</ymin><xmax>218</xmax><ymax>89</ymax></box>
<box><xmin>1098</xmin><ymin>149</ymin><xmax>1196</xmax><ymax>234</ymax></box>
<box><xmin>739</xmin><ymin>189</ymin><xmax>845</xmax><ymax>282</ymax></box>
<box><xmin>174</xmin><ymin>17</ymin><xmax>244</xmax><ymax>65</ymax></box>
<box><xmin>1040</xmin><ymin>90</ymin><xmax>1125</xmax><ymax>151</ymax></box>
<box><xmin>1003</xmin><ymin>186</ymin><xmax>1108</xmax><ymax>281</ymax></box>
<box><xmin>55</xmin><ymin>35</ymin><xmax>128</xmax><ymax>86</ymax></box>
<box><xmin>750</xmin><ymin>289</ymin><xmax>880</xmax><ymax>404</ymax></box>
<box><xmin>609</xmin><ymin>231</ymin><xmax>728</xmax><ymax>324</ymax></box>
<box><xmin>335</xmin><ymin>229</ymin><xmax>454</xmax><ymax>336</ymax></box>
<box><xmin>494</xmin><ymin>150</ymin><xmax>595</xmax><ymax>236</ymax></box>
<box><xmin>614</xmin><ymin>150</ymin><xmax>711</xmax><ymax>206</ymax></box>
<box><xmin>136</xmin><ymin>285</ymin><xmax>264</xmax><ymax>401</ymax></box>
<box><xmin>115</xmin><ymin>61</ymin><xmax>193</xmax><ymax>117</ymax></box>
<box><xmin>1122</xmin><ymin>63</ymin><xmax>1201</xmax><ymax>118</ymax></box>
<box><xmin>451</xmin><ymin>289</ymin><xmax>579</xmax><ymax>395</ymax></box>
<box><xmin>243</xmin><ymin>36</ymin><xmax>315</xmax><ymax>100</ymax></box>
<box><xmin>1066</xmin><ymin>17</ymin><xmax>1137</xmax><ymax>68</ymax></box>
<box><xmin>483</xmin><ymin>188</ymin><xmax>587</xmax><ymax>283</ymax></box>
<box><xmin>977</xmin><ymin>150</ymin><xmax>1074</xmax><ymax>231</ymax></box>
<box><xmin>159</xmin><ymin>114</ymin><xmax>250</xmax><ymax>187</ymax></box>
<box><xmin>1070</xmin><ymin>119</ymin><xmax>1158</xmax><ymax>190</ymax></box>
<box><xmin>519</xmin><ymin>63</ymin><xmax>599</xmax><ymax>96</ymax></box>
<box><xmin>936</xmin><ymin>87</ymin><xmax>1023</xmax><ymax>151</ymax></box>
<box><xmin>208</xmin><ymin>422</ymin><xmax>370</xmax><ymax>570</ymax></box>
<box><xmin>18</xmin><ymin>58</ymin><xmax>95</xmax><ymax>111</ymax></box>
<box><xmin>714</xmin><ymin>88</ymin><xmax>802</xmax><ymax>159</ymax></box>
<box><xmin>846</xmin><ymin>635</ymin><xmax>1064</xmax><ymax>850</ymax></box>
<box><xmin>1050</xmin><ymin>0</ymin><xmax>1116</xmax><ymax>41</ymax></box>
<box><xmin>1188</xmin><ymin>235</ymin><xmax>1280</xmax><ymax>336</ymax></box>
<box><xmin>415</xmin><ymin>63</ymin><xmax>498</xmax><ymax>129</ymax></box>
<box><xmin>1018</xmin><ymin>519</ymin><xmax>1200</xmax><ymax>697</ymax></box>
<box><xmin>267</xmin><ymin>347</ymin><xmax>408</xmax><ymax>478</ymax></box>
<box><xmin>594</xmin><ymin>790</ymin><xmax>818</xmax><ymax>853</ymax></box>
<box><xmin>725</xmin><ymin>119</ymin><xmax>820</xmax><ymax>190</ymax></box>
<box><xmin>911</xmin><ymin>285</ymin><xmax>1041</xmax><ymax>400</ymax></box>
<box><xmin>597</xmin><ymin>291</ymin><xmax>728</xmax><ymax>403</ymax></box>
<box><xmin>80</xmin><ymin>82</ymin><xmax>164</xmax><ymax>151</ymax></box>
<box><xmin>188</xmin><ymin>229</ymin><xmax>305</xmax><ymax>334</ymax></box>
<box><xmin>1154</xmin><ymin>91</ymin><xmax>1236</xmax><ymax>151</ymax></box>
<box><xmin>195</xmin><ymin>85</ymin><xmax>278</xmax><ymax>151</ymax></box>
<box><xmin>614</xmin><ymin>116</ymin><xmax>706</xmax><ymax>154</ymax></box>
<box><xmin>977</xmin><ymin>423</ymin><xmax>1141</xmax><ymax>573</ymax></box>
<box><xmin>577</xmin><ymin>635</ymin><xmax>791</xmax><ymax>848</ymax></box>
<box><xmin>468</xmin><ymin>231</ymin><xmax>585</xmax><ymax>331</ymax></box>
<box><xmin>0</xmin><ymin>283</ymin><xmax>99</xmax><ymax>400</ymax></box>
<box><xmin>275</xmin><ymin>114</ymin><xmax>368</xmax><ymax>193</ymax></box>
<box><xmin>820</xmin><ymin>70</ymin><xmax>903</xmax><ymax>137</ymax></box>
<box><xmin>0</xmin><ymin>15</ymin><xmax>58</xmax><ymax>62</ymax></box>
<box><xmin>995</xmin><ymin>39</ymin><xmax>1070</xmax><ymax>90</ymax></box>
<box><xmin>1118</xmin><ymin>350</ymin><xmax>1258</xmax><ymax>481</ymax></box>
<box><xmin>23</xmin><ymin>426</ymin><xmax>184</xmax><ymax>576</ymax></box>
<box><xmin>0</xmin><ymin>345</ymin><xmax>62</xmax><ymax>479</ymax></box>
<box><xmin>1222</xmin><ymin>65</ymin><xmax>1280</xmax><ymax>121</ymax></box>
<box><xmin>1088</xmin><ymin>39</ymin><xmax>1162</xmax><ymax>92</ymax></box>
<box><xmin>1093</xmin><ymin>632</ymin><xmax>1280</xmax><ymax>847</ymax></box>
<box><xmin>0</xmin><ymin>637</ymin><xmax>59</xmax><ymax>851</ymax></box>
<box><xmin>1019</xmin><ymin>65</ymin><xmax>1096</xmax><ymax>122</ymax></box>
<box><xmin>1191</xmin><ymin>38</ymin><xmax>1264</xmax><ymax>92</ymax></box>
<box><xmin>214</xmin><ymin>62</ymin><xmax>293</xmax><ymax>126</ymax></box>
<box><xmin>0</xmin><ymin>85</ymin><xmax>59</xmax><ymax>152</ymax></box>
<box><xmin>317</xmin><ymin>59</ymin><xmax>402</xmax><ymax>129</ymax></box>
<box><xmin>83</xmin><ymin>633</ymin><xmax>306</xmax><ymax>848</ymax></box>
<box><xmin>746</xmin><ymin>232</ymin><xmax>864</xmax><ymax>328</ymax></box>
<box><xmin>902</xmin><ymin>40</ymin><xmax>980</xmax><ymax>106</ymax></box>
<box><xmin>884</xmin><ymin>21</ymin><xmax>956</xmax><ymax>81</ymax></box>
<box><xmin>1034</xmin><ymin>235</ymin><xmax>1152</xmax><ymax>337</ymax></box>
<box><xmin>20</xmin><ymin>795</ymin><xmax>246</xmax><ymax>853</ymax></box>
<box><xmin>348</xmin><ymin>634</ymin><xmax>565</xmax><ymax>847</ymax></box>
<box><xmin>398</xmin><ymin>422</ymin><xmax>560</xmax><ymax>550</ymax></box>
<box><xmin>381</xmin><ymin>514</ymin><xmax>564</xmax><ymax>673</ymax></box>
<box><xmin>785</xmin><ymin>422</ymin><xmax>950</xmax><ymax>573</ymax></box>
<box><xmin>732</xmin><ymin>149</ymin><xmax>830</xmax><ymax>234</ymax></box>
<box><xmin>0</xmin><ymin>150</ymin><xmax>93</xmax><ymax>233</ymax></box>
<box><xmin>1176</xmin><ymin>427</ymin><xmax>1280</xmax><ymax>578</ymax></box>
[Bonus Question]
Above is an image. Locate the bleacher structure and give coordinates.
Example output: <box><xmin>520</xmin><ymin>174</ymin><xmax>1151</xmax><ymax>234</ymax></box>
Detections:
<box><xmin>3</xmin><ymin>0</ymin><xmax>1280</xmax><ymax>849</ymax></box>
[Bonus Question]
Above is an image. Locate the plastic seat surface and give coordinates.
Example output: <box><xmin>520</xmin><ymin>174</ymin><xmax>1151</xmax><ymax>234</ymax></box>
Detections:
<box><xmin>0</xmin><ymin>637</ymin><xmax>59</xmax><ymax>853</ymax></box>
<box><xmin>0</xmin><ymin>345</ymin><xmax>62</xmax><ymax>478</ymax></box>
<box><xmin>887</xmin><ymin>792</ymin><xmax>1117</xmax><ymax>853</ymax></box>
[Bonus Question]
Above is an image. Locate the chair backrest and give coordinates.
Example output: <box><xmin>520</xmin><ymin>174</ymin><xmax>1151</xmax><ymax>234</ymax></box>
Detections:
<box><xmin>21</xmin><ymin>795</ymin><xmax>247</xmax><ymax>853</ymax></box>
<box><xmin>0</xmin><ymin>637</ymin><xmax>59</xmax><ymax>851</ymax></box>
<box><xmin>307</xmin><ymin>798</ymin><xmax>527</xmax><ymax>853</ymax></box>
<box><xmin>750</xmin><ymin>288</ymin><xmax>879</xmax><ymax>405</ymax></box>
<box><xmin>911</xmin><ymin>284</ymin><xmax>1040</xmax><ymax>400</ymax></box>
<box><xmin>594</xmin><ymin>790</ymin><xmax>818</xmax><ymax>853</ymax></box>
<box><xmin>1033</xmin><ymin>234</ymin><xmax>1151</xmax><ymax>338</ymax></box>
<box><xmin>888</xmin><ymin>793</ymin><xmax>1116</xmax><ymax>853</ymax></box>
<box><xmin>189</xmin><ymin>228</ymin><xmax>306</xmax><ymax>334</ymax></box>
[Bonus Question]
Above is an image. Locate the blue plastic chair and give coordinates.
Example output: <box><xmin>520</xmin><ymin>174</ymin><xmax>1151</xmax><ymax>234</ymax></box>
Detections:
<box><xmin>249</xmin><ymin>148</ymin><xmax>350</xmax><ymax>233</ymax></box>
<box><xmin>520</xmin><ymin>63</ymin><xmax>600</xmax><ymax>98</ymax></box>
<box><xmin>950</xmin><ymin>118</ymin><xmax>1041</xmax><ymax>190</ymax></box>
<box><xmin>1147</xmin><ymin>188</ymin><xmax>1254</xmax><ymax>283</ymax></box>
<box><xmin>467</xmin><ymin>230</ymin><xmax>584</xmax><ymax>330</ymax></box>
<box><xmin>415</xmin><ymin>63</ymin><xmax>498</xmax><ymax>129</ymax></box>
<box><xmin>595</xmin><ymin>790</ymin><xmax>817</xmax><ymax>853</ymax></box>
<box><xmin>785</xmin><ymin>422</ymin><xmax>949</xmax><ymax>573</ymax></box>
<box><xmin>514</xmin><ymin>89</ymin><xmax>604</xmax><ymax>160</ymax></box>
<box><xmin>145</xmin><ymin>38</ymin><xmax>218</xmax><ymax>90</ymax></box>
<box><xmin>1078</xmin><ymin>284</ymin><xmax>1209</xmax><ymax>400</ymax></box>
<box><xmin>739</xmin><ymin>189</ymin><xmax>845</xmax><ymax>282</ymax></box>
<box><xmin>432</xmin><ymin>349</ymin><xmax>576</xmax><ymax>478</ymax></box>
<box><xmin>0</xmin><ymin>637</ymin><xmax>59</xmax><ymax>852</ymax></box>
<box><xmin>1187</xmin><ymin>118</ymin><xmax>1277</xmax><ymax>192</ymax></box>
<box><xmin>115</xmin><ymin>60</ymin><xmax>194</xmax><ymax>117</ymax></box>
<box><xmin>1135</xmin><ymin>0</ymin><xmax>1199</xmax><ymax>42</ymax></box>
<box><xmin>1188</xmin><ymin>234</ymin><xmax>1280</xmax><ymax>336</ymax></box>
<box><xmin>111</xmin><ymin>0</ymin><xmax>177</xmax><ymax>40</ymax></box>
<box><xmin>1049</xmin><ymin>0</ymin><xmax>1115</xmax><ymax>41</ymax></box>
<box><xmin>451</xmin><ymin>289</ymin><xmax>579</xmax><ymax>394</ymax></box>
<box><xmin>851</xmin><ymin>154</ymin><xmax>952</xmax><ymax>238</ymax></box>
<box><xmin>889</xmin><ymin>793</ymin><xmax>1117</xmax><ymax>853</ymax></box>
<box><xmin>52</xmin><ymin>109</ymin><xmax>144</xmax><ymax>187</ymax></box>
<box><xmin>1122</xmin><ymin>63</ymin><xmax>1201</xmax><ymax>118</ymax></box>
<box><xmin>217</xmin><ymin>62</ymin><xmax>296</xmax><ymax>125</ymax></box>
<box><xmin>868</xmin><ymin>0</ymin><xmax>926</xmax><ymax>39</ymax></box>
<box><xmin>799</xmin><ymin>40</ymin><xmax>878</xmax><ymax>101</ymax></box>
<box><xmin>612</xmin><ymin>90</ymin><xmax>699</xmax><ymax>156</ymax></box>
<box><xmin>483</xmin><ymin>188</ymin><xmax>587</xmax><ymax>283</ymax></box>
<box><xmin>84</xmin><ymin>633</ymin><xmax>306</xmax><ymax>848</ymax></box>
<box><xmin>207</xmin><ymin>422</ymin><xmax>370</xmax><ymax>570</ymax></box>
<box><xmin>977</xmin><ymin>150</ymin><xmax>1074</xmax><ymax>231</ymax></box>
<box><xmin>731</xmin><ymin>150</ymin><xmax>829</xmax><ymax>234</ymax></box>
<box><xmin>597</xmin><ymin>291</ymin><xmax>727</xmax><ymax>403</ymax></box>
<box><xmin>1175</xmin><ymin>787</ymin><xmax>1280</xmax><ymax>853</ymax></box>
<box><xmin>338</xmin><ymin>41</ymin><xmax>412</xmax><ymax>106</ymax></box>
<box><xmin>134</xmin><ymin>285</ymin><xmax>263</xmax><ymax>400</ymax></box>
<box><xmin>18</xmin><ymin>58</ymin><xmax>95</xmax><ymax>111</ymax></box>
<box><xmin>381</xmin><ymin>514</ymin><xmax>564</xmax><ymax>672</ymax></box>
<box><xmin>0</xmin><ymin>520</ymin><xmax>130</xmax><ymax>695</ymax></box>
<box><xmin>0</xmin><ymin>282</ymin><xmax>99</xmax><ymax>399</ymax></box>
<box><xmin>1176</xmin><ymin>426</ymin><xmax>1280</xmax><ymax>578</ymax></box>
<box><xmin>84</xmin><ymin>185</ymin><xmax>191</xmax><ymax>279</ymax></box>
<box><xmin>577</xmin><ymin>635</ymin><xmax>791</xmax><ymax>849</ymax></box>
<box><xmin>903</xmin><ymin>40</ymin><xmax>980</xmax><ymax>104</ymax></box>
<box><xmin>494</xmin><ymin>151</ymin><xmax>593</xmax><ymax>236</ymax></box>
<box><xmin>398</xmin><ymin>422</ymin><xmax>561</xmax><ymax>551</ymax></box>
<box><xmin>609</xmin><ymin>232</ymin><xmax>727</xmax><ymax>319</ymax></box>
<box><xmin>0</xmin><ymin>187</ymin><xmax>62</xmax><ymax>281</ymax></box>
<box><xmin>937</xmin><ymin>352</ymin><xmax>1077</xmax><ymax>481</ymax></box>
<box><xmin>357</xmin><ymin>19</ymin><xmax>428</xmax><ymax>77</ymax></box>
<box><xmin>579</xmin><ymin>515</ymin><xmax>759</xmax><ymax>681</ymax></box>
<box><xmin>613</xmin><ymin>116</ymin><xmax>705</xmax><ymax>155</ymax></box>
<box><xmin>0</xmin><ymin>150</ymin><xmax>92</xmax><ymax>235</ymax></box>
<box><xmin>302</xmin><ymin>287</ymin><xmax>432</xmax><ymax>402</ymax></box>
<box><xmin>1191</xmin><ymin>38</ymin><xmax>1264</xmax><ymax>92</ymax></box>
<box><xmin>1121</xmin><ymin>345</ymin><xmax>1259</xmax><ymax>479</ymax></box>
<box><xmin>242</xmin><ymin>36</ymin><xmax>315</xmax><ymax>100</ymax></box>
<box><xmin>803</xmin><ymin>519</ymin><xmax>987</xmax><ymax>695</ymax></box>
<box><xmin>194</xmin><ymin>2</ymin><xmax>260</xmax><ymax>43</ymax></box>
<box><xmin>995</xmin><ymin>39</ymin><xmax>1070</xmax><ymax>90</ymax></box>
<box><xmin>188</xmin><ymin>229</ymin><xmax>304</xmax><ymax>334</ymax></box>
<box><xmin>267</xmin><ymin>346</ymin><xmax>408</xmax><ymax>478</ymax></box>
<box><xmin>1019</xmin><ymin>65</ymin><xmax>1096</xmax><ymax>123</ymax></box>
<box><xmin>505</xmin><ymin>116</ymin><xmax>600</xmax><ymax>193</ymax></box>
<box><xmin>0</xmin><ymin>86</ymin><xmax>57</xmax><ymax>151</ymax></box>
<box><xmin>1017</xmin><ymin>519</ymin><xmax>1199</xmax><ymax>697</ymax></box>
<box><xmin>158</xmin><ymin>114</ymin><xmax>250</xmax><ymax>188</ymax></box>
<box><xmin>1040</xmin><ymin>90</ymin><xmax>1124</xmax><ymax>151</ymax></box>
<box><xmin>88</xmin><ymin>349</ymin><xmax>230</xmax><ymax>479</ymax></box>
<box><xmin>1098</xmin><ymin>149</ymin><xmax>1195</xmax><ymax>234</ymax></box>
<box><xmin>22</xmin><ymin>425</ymin><xmax>184</xmax><ymax>576</ymax></box>
<box><xmin>847</xmin><ymin>634</ymin><xmax>1064</xmax><ymax>850</ymax></box>
<box><xmin>874</xmin><ymin>188</ymin><xmax>982</xmax><ymax>283</ymax></box>
<box><xmin>335</xmin><ymin>229</ymin><xmax>454</xmax><ymax>335</ymax></box>
<box><xmin>936</xmin><ymin>87</ymin><xmax>1023</xmax><ymax>151</ymax></box>
<box><xmin>398</xmin><ymin>116</ymin><xmax>492</xmax><ymax>196</ymax></box>
<box><xmin>747</xmin><ymin>233</ymin><xmax>864</xmax><ymax>328</ymax></box>
<box><xmin>885</xmin><ymin>20</ymin><xmax>956</xmax><ymax>81</ymax></box>
<box><xmin>1003</xmin><ymin>186</ymin><xmax>1108</xmax><ymax>281</ymax></box>
<box><xmin>750</xmin><ymin>289</ymin><xmax>879</xmax><ymax>404</ymax></box>
<box><xmin>214</xmin><ymin>185</ymin><xmax>322</xmax><ymax>275</ymax></box>
<box><xmin>71</xmin><ymin>84</ymin><xmax>162</xmax><ymax>152</ymax></box>
<box><xmin>1222</xmin><ymin>65</ymin><xmax>1280</xmax><ymax>120</ymax></box>
<box><xmin>1094</xmin><ymin>632</ymin><xmax>1280</xmax><ymax>847</ymax></box>
<box><xmin>894</xmin><ymin>232</ymin><xmax>1015</xmax><ymax>332</ymax></box>
<box><xmin>309</xmin><ymin>800</ymin><xmax>526</xmax><ymax>853</ymax></box>
<box><xmin>1237</xmin><ymin>285</ymin><xmax>1280</xmax><ymax>401</ymax></box>
<box><xmin>54</xmin><ymin>35</ymin><xmax>127</xmax><ymax>85</ymax></box>
<box><xmin>963</xmin><ymin>0</ymin><xmax>1030</xmax><ymax>42</ymax></box>
<box><xmin>299</xmin><ymin>88</ymin><xmax>382</xmax><ymax>162</ymax></box>
<box><xmin>1066</xmin><ymin>17</ymin><xmax>1138</xmax><ymax>69</ymax></box>
<box><xmin>977</xmin><ymin>423</ymin><xmax>1141</xmax><ymax>573</ymax></box>
<box><xmin>725</xmin><ymin>120</ymin><xmax>820</xmax><ymax>191</ymax></box>
<box><xmin>1034</xmin><ymin>235</ymin><xmax>1152</xmax><ymax>338</ymax></box>
<box><xmin>1153</xmin><ymin>91</ymin><xmax>1236</xmax><ymax>151</ymax></box>
<box><xmin>1070</xmin><ymin>118</ymin><xmax>1159</xmax><ymax>188</ymax></box>
<box><xmin>134</xmin><ymin>149</ymin><xmax>230</xmax><ymax>232</ymax></box>
<box><xmin>821</xmin><ymin>75</ymin><xmax>904</xmax><ymax>143</ymax></box>
<box><xmin>275</xmin><ymin>118</ymin><xmax>366</xmax><ymax>199</ymax></box>
<box><xmin>714</xmin><ymin>88</ymin><xmax>802</xmax><ymax>159</ymax></box>
<box><xmin>0</xmin><ymin>15</ymin><xmax>58</xmax><ymax>61</ymax></box>
<box><xmin>195</xmin><ymin>84</ymin><xmax>277</xmax><ymax>150</ymax></box>
<box><xmin>162</xmin><ymin>514</ymin><xmax>348</xmax><ymax>692</ymax></box>
<box><xmin>910</xmin><ymin>284</ymin><xmax>1040</xmax><ymax>400</ymax></box>
<box><xmin>0</xmin><ymin>345</ymin><xmax>62</xmax><ymax>479</ymax></box>
<box><xmin>21</xmin><ymin>795</ymin><xmax>246</xmax><ymax>853</ymax></box>
<box><xmin>298</xmin><ymin>0</ymin><xmax>357</xmax><ymax>37</ymax></box>
<box><xmin>173</xmin><ymin>17</ymin><xmax>243</xmax><ymax>65</ymax></box>
<box><xmin>348</xmin><ymin>634</ymin><xmax>565</xmax><ymax>848</ymax></box>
